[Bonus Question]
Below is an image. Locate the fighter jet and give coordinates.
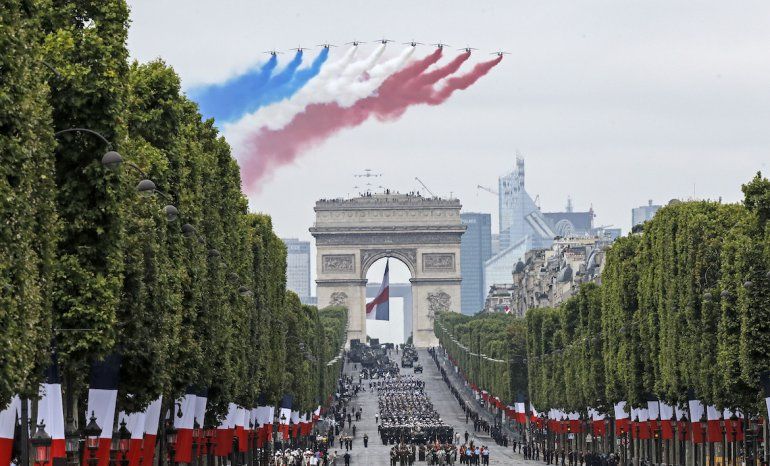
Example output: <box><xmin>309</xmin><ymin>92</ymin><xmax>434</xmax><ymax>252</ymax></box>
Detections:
<box><xmin>491</xmin><ymin>51</ymin><xmax>511</xmax><ymax>57</ymax></box>
<box><xmin>458</xmin><ymin>46</ymin><xmax>478</xmax><ymax>54</ymax></box>
<box><xmin>404</xmin><ymin>40</ymin><xmax>424</xmax><ymax>47</ymax></box>
<box><xmin>317</xmin><ymin>43</ymin><xmax>337</xmax><ymax>49</ymax></box>
<box><xmin>289</xmin><ymin>46</ymin><xmax>309</xmax><ymax>52</ymax></box>
<box><xmin>346</xmin><ymin>40</ymin><xmax>365</xmax><ymax>46</ymax></box>
<box><xmin>432</xmin><ymin>42</ymin><xmax>451</xmax><ymax>50</ymax></box>
<box><xmin>374</xmin><ymin>38</ymin><xmax>394</xmax><ymax>45</ymax></box>
<box><xmin>264</xmin><ymin>50</ymin><xmax>282</xmax><ymax>56</ymax></box>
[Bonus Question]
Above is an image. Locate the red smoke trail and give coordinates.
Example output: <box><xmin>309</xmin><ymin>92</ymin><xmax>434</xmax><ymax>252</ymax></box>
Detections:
<box><xmin>241</xmin><ymin>53</ymin><xmax>502</xmax><ymax>192</ymax></box>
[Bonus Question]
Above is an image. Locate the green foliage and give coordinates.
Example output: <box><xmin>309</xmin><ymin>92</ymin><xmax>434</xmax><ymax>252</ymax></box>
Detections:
<box><xmin>0</xmin><ymin>0</ymin><xmax>58</xmax><ymax>403</ymax></box>
<box><xmin>435</xmin><ymin>312</ymin><xmax>527</xmax><ymax>405</ymax></box>
<box><xmin>0</xmin><ymin>2</ymin><xmax>350</xmax><ymax>421</ymax></box>
<box><xmin>527</xmin><ymin>194</ymin><xmax>770</xmax><ymax>416</ymax></box>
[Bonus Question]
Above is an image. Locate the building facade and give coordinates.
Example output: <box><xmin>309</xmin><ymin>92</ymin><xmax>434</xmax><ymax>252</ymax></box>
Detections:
<box><xmin>460</xmin><ymin>213</ymin><xmax>492</xmax><ymax>315</ymax></box>
<box><xmin>282</xmin><ymin>238</ymin><xmax>312</xmax><ymax>304</ymax></box>
<box><xmin>632</xmin><ymin>200</ymin><xmax>662</xmax><ymax>227</ymax></box>
<box><xmin>487</xmin><ymin>236</ymin><xmax>610</xmax><ymax>316</ymax></box>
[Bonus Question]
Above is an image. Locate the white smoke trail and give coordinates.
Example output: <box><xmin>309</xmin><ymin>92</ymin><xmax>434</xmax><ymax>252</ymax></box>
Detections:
<box><xmin>226</xmin><ymin>45</ymin><xmax>387</xmax><ymax>135</ymax></box>
<box><xmin>336</xmin><ymin>46</ymin><xmax>416</xmax><ymax>107</ymax></box>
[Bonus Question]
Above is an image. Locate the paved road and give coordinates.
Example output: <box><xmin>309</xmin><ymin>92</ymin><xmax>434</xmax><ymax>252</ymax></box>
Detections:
<box><xmin>339</xmin><ymin>349</ymin><xmax>528</xmax><ymax>466</ymax></box>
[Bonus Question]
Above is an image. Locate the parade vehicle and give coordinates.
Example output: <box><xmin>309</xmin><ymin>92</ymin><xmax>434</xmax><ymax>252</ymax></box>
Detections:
<box><xmin>413</xmin><ymin>363</ymin><xmax>423</xmax><ymax>373</ymax></box>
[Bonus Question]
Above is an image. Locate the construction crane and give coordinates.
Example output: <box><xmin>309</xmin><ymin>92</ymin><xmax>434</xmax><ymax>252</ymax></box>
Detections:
<box><xmin>414</xmin><ymin>177</ymin><xmax>436</xmax><ymax>197</ymax></box>
<box><xmin>477</xmin><ymin>184</ymin><xmax>498</xmax><ymax>196</ymax></box>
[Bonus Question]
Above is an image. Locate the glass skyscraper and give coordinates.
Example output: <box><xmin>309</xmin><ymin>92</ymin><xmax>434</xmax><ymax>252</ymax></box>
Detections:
<box><xmin>460</xmin><ymin>213</ymin><xmax>492</xmax><ymax>315</ymax></box>
<box><xmin>282</xmin><ymin>238</ymin><xmax>312</xmax><ymax>304</ymax></box>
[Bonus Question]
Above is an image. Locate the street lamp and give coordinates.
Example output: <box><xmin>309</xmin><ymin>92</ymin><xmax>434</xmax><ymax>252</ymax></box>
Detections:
<box><xmin>65</xmin><ymin>416</ymin><xmax>81</xmax><ymax>466</ymax></box>
<box><xmin>83</xmin><ymin>412</ymin><xmax>102</xmax><ymax>466</ymax></box>
<box><xmin>117</xmin><ymin>420</ymin><xmax>131</xmax><ymax>466</ymax></box>
<box><xmin>30</xmin><ymin>422</ymin><xmax>52</xmax><ymax>466</ymax></box>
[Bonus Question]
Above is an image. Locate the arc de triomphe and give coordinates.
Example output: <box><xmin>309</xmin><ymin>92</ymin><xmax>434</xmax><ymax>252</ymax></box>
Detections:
<box><xmin>311</xmin><ymin>193</ymin><xmax>466</xmax><ymax>347</ymax></box>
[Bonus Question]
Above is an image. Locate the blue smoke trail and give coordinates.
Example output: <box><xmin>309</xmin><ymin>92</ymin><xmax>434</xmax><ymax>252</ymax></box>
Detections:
<box><xmin>251</xmin><ymin>48</ymin><xmax>330</xmax><ymax>109</ymax></box>
<box><xmin>190</xmin><ymin>54</ymin><xmax>278</xmax><ymax>123</ymax></box>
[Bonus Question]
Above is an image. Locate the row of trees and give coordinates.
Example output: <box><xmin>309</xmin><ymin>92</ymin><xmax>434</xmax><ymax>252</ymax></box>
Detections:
<box><xmin>434</xmin><ymin>313</ymin><xmax>528</xmax><ymax>405</ymax></box>
<box><xmin>1</xmin><ymin>0</ymin><xmax>347</xmax><ymax>425</ymax></box>
<box><xmin>530</xmin><ymin>175</ymin><xmax>770</xmax><ymax>417</ymax></box>
<box><xmin>435</xmin><ymin>173</ymin><xmax>770</xmax><ymax>419</ymax></box>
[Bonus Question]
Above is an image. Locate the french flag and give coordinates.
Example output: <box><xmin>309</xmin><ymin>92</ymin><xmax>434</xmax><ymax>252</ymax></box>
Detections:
<box><xmin>723</xmin><ymin>409</ymin><xmax>744</xmax><ymax>442</ymax></box>
<box><xmin>278</xmin><ymin>395</ymin><xmax>292</xmax><ymax>440</ymax></box>
<box><xmin>83</xmin><ymin>353</ymin><xmax>121</xmax><ymax>466</ymax></box>
<box><xmin>0</xmin><ymin>396</ymin><xmax>21</xmax><ymax>466</ymax></box>
<box><xmin>675</xmin><ymin>405</ymin><xmax>690</xmax><ymax>441</ymax></box>
<box><xmin>688</xmin><ymin>398</ymin><xmax>706</xmax><ymax>444</ymax></box>
<box><xmin>116</xmin><ymin>409</ymin><xmax>145</xmax><ymax>466</ymax></box>
<box><xmin>366</xmin><ymin>260</ymin><xmax>389</xmax><ymax>321</ymax></box>
<box><xmin>194</xmin><ymin>391</ymin><xmax>207</xmax><ymax>457</ymax></box>
<box><xmin>141</xmin><ymin>397</ymin><xmax>162</xmax><ymax>466</ymax></box>
<box><xmin>290</xmin><ymin>411</ymin><xmax>301</xmax><ymax>438</ymax></box>
<box><xmin>255</xmin><ymin>405</ymin><xmax>273</xmax><ymax>448</ymax></box>
<box><xmin>173</xmin><ymin>389</ymin><xmax>197</xmax><ymax>463</ymax></box>
<box><xmin>659</xmin><ymin>401</ymin><xmax>675</xmax><ymax>440</ymax></box>
<box><xmin>706</xmin><ymin>405</ymin><xmax>722</xmax><ymax>443</ymax></box>
<box><xmin>215</xmin><ymin>403</ymin><xmax>237</xmax><ymax>457</ymax></box>
<box><xmin>589</xmin><ymin>408</ymin><xmax>606</xmax><ymax>437</ymax></box>
<box><xmin>37</xmin><ymin>363</ymin><xmax>65</xmax><ymax>466</ymax></box>
<box><xmin>614</xmin><ymin>402</ymin><xmax>630</xmax><ymax>436</ymax></box>
<box><xmin>515</xmin><ymin>398</ymin><xmax>526</xmax><ymax>424</ymax></box>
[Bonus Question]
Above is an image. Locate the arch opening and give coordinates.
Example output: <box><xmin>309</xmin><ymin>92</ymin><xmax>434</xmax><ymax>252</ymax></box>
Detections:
<box><xmin>364</xmin><ymin>256</ymin><xmax>412</xmax><ymax>345</ymax></box>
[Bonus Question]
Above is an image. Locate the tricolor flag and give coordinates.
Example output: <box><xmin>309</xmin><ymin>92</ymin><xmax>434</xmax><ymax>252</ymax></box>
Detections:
<box><xmin>659</xmin><ymin>401</ymin><xmax>675</xmax><ymax>440</ymax></box>
<box><xmin>117</xmin><ymin>409</ymin><xmax>145</xmax><ymax>466</ymax></box>
<box><xmin>588</xmin><ymin>408</ymin><xmax>606</xmax><ymax>437</ymax></box>
<box><xmin>0</xmin><ymin>396</ymin><xmax>20</xmax><ymax>466</ymax></box>
<box><xmin>313</xmin><ymin>406</ymin><xmax>321</xmax><ymax>422</ymax></box>
<box><xmin>194</xmin><ymin>391</ymin><xmax>207</xmax><ymax>457</ymax></box>
<box><xmin>366</xmin><ymin>260</ymin><xmax>389</xmax><ymax>321</ymax></box>
<box><xmin>675</xmin><ymin>404</ymin><xmax>690</xmax><ymax>441</ymax></box>
<box><xmin>37</xmin><ymin>363</ymin><xmax>65</xmax><ymax>466</ymax></box>
<box><xmin>173</xmin><ymin>389</ymin><xmax>197</xmax><ymax>463</ymax></box>
<box><xmin>614</xmin><ymin>402</ymin><xmax>630</xmax><ymax>436</ymax></box>
<box><xmin>290</xmin><ymin>411</ymin><xmax>300</xmax><ymax>438</ymax></box>
<box><xmin>688</xmin><ymin>398</ymin><xmax>705</xmax><ymax>444</ymax></box>
<box><xmin>215</xmin><ymin>403</ymin><xmax>237</xmax><ymax>457</ymax></box>
<box><xmin>84</xmin><ymin>354</ymin><xmax>121</xmax><ymax>466</ymax></box>
<box><xmin>567</xmin><ymin>412</ymin><xmax>582</xmax><ymax>433</ymax></box>
<box><xmin>255</xmin><ymin>405</ymin><xmax>274</xmax><ymax>448</ymax></box>
<box><xmin>706</xmin><ymin>405</ymin><xmax>722</xmax><ymax>443</ymax></box>
<box><xmin>515</xmin><ymin>398</ymin><xmax>526</xmax><ymax>424</ymax></box>
<box><xmin>141</xmin><ymin>397</ymin><xmax>162</xmax><ymax>466</ymax></box>
<box><xmin>277</xmin><ymin>395</ymin><xmax>292</xmax><ymax>439</ymax></box>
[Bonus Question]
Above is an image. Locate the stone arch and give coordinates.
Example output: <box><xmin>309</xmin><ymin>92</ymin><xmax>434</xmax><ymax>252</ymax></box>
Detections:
<box><xmin>359</xmin><ymin>248</ymin><xmax>417</xmax><ymax>280</ymax></box>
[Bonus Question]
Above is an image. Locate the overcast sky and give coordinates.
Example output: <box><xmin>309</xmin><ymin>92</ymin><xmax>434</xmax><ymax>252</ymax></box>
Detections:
<box><xmin>127</xmin><ymin>0</ymin><xmax>770</xmax><ymax>287</ymax></box>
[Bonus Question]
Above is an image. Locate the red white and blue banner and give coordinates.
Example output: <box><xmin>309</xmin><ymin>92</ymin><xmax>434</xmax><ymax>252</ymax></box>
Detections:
<box><xmin>173</xmin><ymin>389</ymin><xmax>197</xmax><ymax>463</ymax></box>
<box><xmin>194</xmin><ymin>392</ymin><xmax>207</xmax><ymax>457</ymax></box>
<box><xmin>142</xmin><ymin>397</ymin><xmax>163</xmax><ymax>466</ymax></box>
<box><xmin>37</xmin><ymin>363</ymin><xmax>65</xmax><ymax>466</ymax></box>
<box><xmin>277</xmin><ymin>395</ymin><xmax>293</xmax><ymax>440</ymax></box>
<box><xmin>84</xmin><ymin>353</ymin><xmax>121</xmax><ymax>466</ymax></box>
<box><xmin>0</xmin><ymin>396</ymin><xmax>20</xmax><ymax>466</ymax></box>
<box><xmin>366</xmin><ymin>260</ymin><xmax>389</xmax><ymax>321</ymax></box>
<box><xmin>215</xmin><ymin>403</ymin><xmax>238</xmax><ymax>457</ymax></box>
<box><xmin>117</xmin><ymin>409</ymin><xmax>145</xmax><ymax>466</ymax></box>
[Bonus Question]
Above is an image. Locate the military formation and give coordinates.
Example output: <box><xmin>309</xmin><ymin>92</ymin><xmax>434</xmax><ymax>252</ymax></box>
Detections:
<box><xmin>375</xmin><ymin>376</ymin><xmax>454</xmax><ymax>445</ymax></box>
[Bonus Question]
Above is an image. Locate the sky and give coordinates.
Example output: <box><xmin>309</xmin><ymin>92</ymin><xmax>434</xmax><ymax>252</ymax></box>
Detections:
<box><xmin>127</xmin><ymin>0</ymin><xmax>770</xmax><ymax>293</ymax></box>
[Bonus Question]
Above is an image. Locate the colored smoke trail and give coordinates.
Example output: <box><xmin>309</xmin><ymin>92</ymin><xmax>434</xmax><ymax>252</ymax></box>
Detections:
<box><xmin>234</xmin><ymin>45</ymin><xmax>389</xmax><ymax>132</ymax></box>
<box><xmin>248</xmin><ymin>51</ymin><xmax>304</xmax><ymax>107</ymax></box>
<box><xmin>190</xmin><ymin>55</ymin><xmax>278</xmax><ymax>122</ymax></box>
<box><xmin>240</xmin><ymin>53</ymin><xmax>502</xmax><ymax>191</ymax></box>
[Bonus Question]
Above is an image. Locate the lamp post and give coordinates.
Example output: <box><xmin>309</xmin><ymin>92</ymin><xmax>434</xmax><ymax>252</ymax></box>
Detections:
<box><xmin>166</xmin><ymin>420</ymin><xmax>178</xmax><ymax>466</ymax></box>
<box><xmin>31</xmin><ymin>422</ymin><xmax>52</xmax><ymax>466</ymax></box>
<box><xmin>84</xmin><ymin>412</ymin><xmax>102</xmax><ymax>466</ymax></box>
<box><xmin>117</xmin><ymin>420</ymin><xmax>131</xmax><ymax>466</ymax></box>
